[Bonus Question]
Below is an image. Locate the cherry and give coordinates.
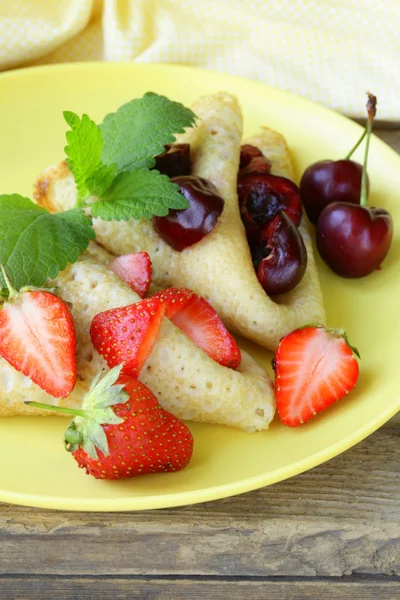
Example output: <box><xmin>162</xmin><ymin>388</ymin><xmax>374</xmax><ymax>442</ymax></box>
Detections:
<box><xmin>300</xmin><ymin>160</ymin><xmax>370</xmax><ymax>224</ymax></box>
<box><xmin>240</xmin><ymin>144</ymin><xmax>264</xmax><ymax>169</ymax></box>
<box><xmin>317</xmin><ymin>203</ymin><xmax>393</xmax><ymax>278</ymax></box>
<box><xmin>152</xmin><ymin>176</ymin><xmax>224</xmax><ymax>252</ymax></box>
<box><xmin>239</xmin><ymin>145</ymin><xmax>271</xmax><ymax>176</ymax></box>
<box><xmin>154</xmin><ymin>144</ymin><xmax>191</xmax><ymax>178</ymax></box>
<box><xmin>254</xmin><ymin>212</ymin><xmax>307</xmax><ymax>296</ymax></box>
<box><xmin>316</xmin><ymin>93</ymin><xmax>393</xmax><ymax>278</ymax></box>
<box><xmin>238</xmin><ymin>173</ymin><xmax>302</xmax><ymax>244</ymax></box>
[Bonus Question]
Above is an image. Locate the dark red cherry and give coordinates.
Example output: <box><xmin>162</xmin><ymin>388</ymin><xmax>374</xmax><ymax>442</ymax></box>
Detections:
<box><xmin>238</xmin><ymin>173</ymin><xmax>302</xmax><ymax>244</ymax></box>
<box><xmin>154</xmin><ymin>144</ymin><xmax>191</xmax><ymax>178</ymax></box>
<box><xmin>254</xmin><ymin>211</ymin><xmax>307</xmax><ymax>296</ymax></box>
<box><xmin>316</xmin><ymin>202</ymin><xmax>393</xmax><ymax>278</ymax></box>
<box><xmin>239</xmin><ymin>145</ymin><xmax>271</xmax><ymax>176</ymax></box>
<box><xmin>240</xmin><ymin>144</ymin><xmax>264</xmax><ymax>169</ymax></box>
<box><xmin>152</xmin><ymin>176</ymin><xmax>224</xmax><ymax>251</ymax></box>
<box><xmin>300</xmin><ymin>159</ymin><xmax>370</xmax><ymax>224</ymax></box>
<box><xmin>315</xmin><ymin>93</ymin><xmax>393</xmax><ymax>278</ymax></box>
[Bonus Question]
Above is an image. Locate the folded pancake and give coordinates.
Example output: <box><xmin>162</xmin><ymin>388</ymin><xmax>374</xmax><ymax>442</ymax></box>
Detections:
<box><xmin>0</xmin><ymin>242</ymin><xmax>274</xmax><ymax>431</ymax></box>
<box><xmin>34</xmin><ymin>92</ymin><xmax>325</xmax><ymax>350</ymax></box>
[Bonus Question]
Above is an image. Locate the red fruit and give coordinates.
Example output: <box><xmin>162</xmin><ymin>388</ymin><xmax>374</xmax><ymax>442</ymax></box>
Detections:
<box><xmin>254</xmin><ymin>212</ymin><xmax>307</xmax><ymax>296</ymax></box>
<box><xmin>152</xmin><ymin>287</ymin><xmax>194</xmax><ymax>320</ymax></box>
<box><xmin>239</xmin><ymin>144</ymin><xmax>271</xmax><ymax>176</ymax></box>
<box><xmin>152</xmin><ymin>288</ymin><xmax>241</xmax><ymax>369</ymax></box>
<box><xmin>154</xmin><ymin>143</ymin><xmax>191</xmax><ymax>178</ymax></box>
<box><xmin>109</xmin><ymin>252</ymin><xmax>152</xmax><ymax>298</ymax></box>
<box><xmin>316</xmin><ymin>202</ymin><xmax>393</xmax><ymax>277</ymax></box>
<box><xmin>90</xmin><ymin>297</ymin><xmax>165</xmax><ymax>377</ymax></box>
<box><xmin>238</xmin><ymin>173</ymin><xmax>302</xmax><ymax>245</ymax></box>
<box><xmin>26</xmin><ymin>366</ymin><xmax>194</xmax><ymax>480</ymax></box>
<box><xmin>0</xmin><ymin>290</ymin><xmax>76</xmax><ymax>397</ymax></box>
<box><xmin>274</xmin><ymin>326</ymin><xmax>359</xmax><ymax>427</ymax></box>
<box><xmin>240</xmin><ymin>144</ymin><xmax>264</xmax><ymax>168</ymax></box>
<box><xmin>152</xmin><ymin>176</ymin><xmax>224</xmax><ymax>251</ymax></box>
<box><xmin>300</xmin><ymin>159</ymin><xmax>368</xmax><ymax>224</ymax></box>
<box><xmin>315</xmin><ymin>93</ymin><xmax>393</xmax><ymax>278</ymax></box>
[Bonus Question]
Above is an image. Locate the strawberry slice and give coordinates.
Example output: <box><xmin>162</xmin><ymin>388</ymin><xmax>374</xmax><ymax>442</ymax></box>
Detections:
<box><xmin>109</xmin><ymin>252</ymin><xmax>152</xmax><ymax>298</ymax></box>
<box><xmin>274</xmin><ymin>326</ymin><xmax>360</xmax><ymax>427</ymax></box>
<box><xmin>152</xmin><ymin>287</ymin><xmax>194</xmax><ymax>320</ymax></box>
<box><xmin>153</xmin><ymin>288</ymin><xmax>241</xmax><ymax>369</ymax></box>
<box><xmin>0</xmin><ymin>291</ymin><xmax>77</xmax><ymax>398</ymax></box>
<box><xmin>90</xmin><ymin>297</ymin><xmax>165</xmax><ymax>377</ymax></box>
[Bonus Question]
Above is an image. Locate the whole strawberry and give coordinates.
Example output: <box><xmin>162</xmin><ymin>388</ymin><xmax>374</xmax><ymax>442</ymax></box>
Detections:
<box><xmin>26</xmin><ymin>365</ymin><xmax>194</xmax><ymax>480</ymax></box>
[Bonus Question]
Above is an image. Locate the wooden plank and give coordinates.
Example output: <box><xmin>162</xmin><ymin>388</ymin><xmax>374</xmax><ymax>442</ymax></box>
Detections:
<box><xmin>0</xmin><ymin>576</ymin><xmax>399</xmax><ymax>600</ymax></box>
<box><xmin>1</xmin><ymin>427</ymin><xmax>399</xmax><ymax>577</ymax></box>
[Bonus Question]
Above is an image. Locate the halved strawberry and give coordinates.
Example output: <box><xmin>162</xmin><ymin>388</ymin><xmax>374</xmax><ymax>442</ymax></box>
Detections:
<box><xmin>109</xmin><ymin>252</ymin><xmax>152</xmax><ymax>298</ymax></box>
<box><xmin>90</xmin><ymin>297</ymin><xmax>165</xmax><ymax>377</ymax></box>
<box><xmin>153</xmin><ymin>288</ymin><xmax>241</xmax><ymax>369</ymax></box>
<box><xmin>274</xmin><ymin>326</ymin><xmax>360</xmax><ymax>427</ymax></box>
<box><xmin>0</xmin><ymin>291</ymin><xmax>77</xmax><ymax>398</ymax></box>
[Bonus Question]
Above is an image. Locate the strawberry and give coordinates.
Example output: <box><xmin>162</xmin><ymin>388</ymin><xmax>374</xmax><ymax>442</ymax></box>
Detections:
<box><xmin>26</xmin><ymin>365</ymin><xmax>194</xmax><ymax>480</ymax></box>
<box><xmin>0</xmin><ymin>289</ymin><xmax>76</xmax><ymax>398</ymax></box>
<box><xmin>90</xmin><ymin>297</ymin><xmax>165</xmax><ymax>377</ymax></box>
<box><xmin>152</xmin><ymin>288</ymin><xmax>241</xmax><ymax>369</ymax></box>
<box><xmin>273</xmin><ymin>326</ymin><xmax>360</xmax><ymax>427</ymax></box>
<box><xmin>109</xmin><ymin>252</ymin><xmax>152</xmax><ymax>298</ymax></box>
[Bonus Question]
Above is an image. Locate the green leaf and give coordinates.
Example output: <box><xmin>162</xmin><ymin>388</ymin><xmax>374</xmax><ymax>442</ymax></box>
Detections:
<box><xmin>0</xmin><ymin>194</ymin><xmax>95</xmax><ymax>291</ymax></box>
<box><xmin>100</xmin><ymin>92</ymin><xmax>196</xmax><ymax>172</ymax></box>
<box><xmin>90</xmin><ymin>168</ymin><xmax>189</xmax><ymax>221</ymax></box>
<box><xmin>64</xmin><ymin>111</ymin><xmax>117</xmax><ymax>202</ymax></box>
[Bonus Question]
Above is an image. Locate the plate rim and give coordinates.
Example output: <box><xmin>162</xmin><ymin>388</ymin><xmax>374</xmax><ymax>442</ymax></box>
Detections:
<box><xmin>1</xmin><ymin>61</ymin><xmax>399</xmax><ymax>511</ymax></box>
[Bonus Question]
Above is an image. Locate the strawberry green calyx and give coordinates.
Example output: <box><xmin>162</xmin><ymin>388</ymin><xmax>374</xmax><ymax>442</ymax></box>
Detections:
<box><xmin>67</xmin><ymin>364</ymin><xmax>129</xmax><ymax>459</ymax></box>
<box><xmin>25</xmin><ymin>364</ymin><xmax>129</xmax><ymax>460</ymax></box>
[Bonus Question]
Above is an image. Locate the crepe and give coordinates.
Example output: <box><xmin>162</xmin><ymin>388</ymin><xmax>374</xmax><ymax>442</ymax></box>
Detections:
<box><xmin>34</xmin><ymin>92</ymin><xmax>325</xmax><ymax>350</ymax></box>
<box><xmin>0</xmin><ymin>242</ymin><xmax>274</xmax><ymax>431</ymax></box>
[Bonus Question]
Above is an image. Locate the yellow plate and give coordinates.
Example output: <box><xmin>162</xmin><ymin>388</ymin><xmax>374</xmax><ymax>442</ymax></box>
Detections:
<box><xmin>0</xmin><ymin>63</ymin><xmax>399</xmax><ymax>511</ymax></box>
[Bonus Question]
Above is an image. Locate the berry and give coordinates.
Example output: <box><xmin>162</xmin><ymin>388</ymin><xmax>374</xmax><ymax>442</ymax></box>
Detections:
<box><xmin>254</xmin><ymin>212</ymin><xmax>307</xmax><ymax>296</ymax></box>
<box><xmin>0</xmin><ymin>269</ymin><xmax>76</xmax><ymax>398</ymax></box>
<box><xmin>274</xmin><ymin>326</ymin><xmax>359</xmax><ymax>427</ymax></box>
<box><xmin>152</xmin><ymin>176</ymin><xmax>224</xmax><ymax>251</ymax></box>
<box><xmin>109</xmin><ymin>252</ymin><xmax>152</xmax><ymax>298</ymax></box>
<box><xmin>90</xmin><ymin>297</ymin><xmax>165</xmax><ymax>377</ymax></box>
<box><xmin>154</xmin><ymin>143</ymin><xmax>191</xmax><ymax>178</ymax></box>
<box><xmin>152</xmin><ymin>288</ymin><xmax>241</xmax><ymax>369</ymax></box>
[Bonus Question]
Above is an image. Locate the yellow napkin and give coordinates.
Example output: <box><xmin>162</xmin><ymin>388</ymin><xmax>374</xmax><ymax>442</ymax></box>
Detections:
<box><xmin>0</xmin><ymin>0</ymin><xmax>399</xmax><ymax>120</ymax></box>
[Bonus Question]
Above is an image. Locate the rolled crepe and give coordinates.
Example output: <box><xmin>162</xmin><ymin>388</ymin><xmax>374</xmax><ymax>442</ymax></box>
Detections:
<box><xmin>0</xmin><ymin>242</ymin><xmax>274</xmax><ymax>431</ymax></box>
<box><xmin>34</xmin><ymin>92</ymin><xmax>325</xmax><ymax>350</ymax></box>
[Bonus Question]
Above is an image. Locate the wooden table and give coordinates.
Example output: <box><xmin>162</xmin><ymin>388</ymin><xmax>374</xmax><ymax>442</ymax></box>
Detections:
<box><xmin>1</xmin><ymin>129</ymin><xmax>399</xmax><ymax>600</ymax></box>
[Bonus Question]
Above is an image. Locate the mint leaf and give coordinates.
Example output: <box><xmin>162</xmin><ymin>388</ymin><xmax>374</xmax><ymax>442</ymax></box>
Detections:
<box><xmin>100</xmin><ymin>92</ymin><xmax>196</xmax><ymax>172</ymax></box>
<box><xmin>91</xmin><ymin>169</ymin><xmax>189</xmax><ymax>221</ymax></box>
<box><xmin>0</xmin><ymin>194</ymin><xmax>95</xmax><ymax>291</ymax></box>
<box><xmin>64</xmin><ymin>111</ymin><xmax>117</xmax><ymax>203</ymax></box>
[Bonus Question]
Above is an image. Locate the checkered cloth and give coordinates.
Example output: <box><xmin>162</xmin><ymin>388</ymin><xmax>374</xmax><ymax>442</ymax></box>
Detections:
<box><xmin>1</xmin><ymin>0</ymin><xmax>399</xmax><ymax>120</ymax></box>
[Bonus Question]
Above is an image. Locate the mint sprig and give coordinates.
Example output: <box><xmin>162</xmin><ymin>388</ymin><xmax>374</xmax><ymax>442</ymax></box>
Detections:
<box><xmin>91</xmin><ymin>168</ymin><xmax>189</xmax><ymax>221</ymax></box>
<box><xmin>64</xmin><ymin>111</ymin><xmax>117</xmax><ymax>204</ymax></box>
<box><xmin>100</xmin><ymin>92</ymin><xmax>196</xmax><ymax>172</ymax></box>
<box><xmin>0</xmin><ymin>194</ymin><xmax>95</xmax><ymax>293</ymax></box>
<box><xmin>63</xmin><ymin>93</ymin><xmax>195</xmax><ymax>220</ymax></box>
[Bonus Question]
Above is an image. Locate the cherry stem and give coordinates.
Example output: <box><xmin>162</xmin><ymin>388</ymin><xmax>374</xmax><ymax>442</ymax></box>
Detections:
<box><xmin>360</xmin><ymin>92</ymin><xmax>377</xmax><ymax>208</ymax></box>
<box><xmin>0</xmin><ymin>265</ymin><xmax>18</xmax><ymax>299</ymax></box>
<box><xmin>25</xmin><ymin>401</ymin><xmax>89</xmax><ymax>418</ymax></box>
<box><xmin>345</xmin><ymin>128</ymin><xmax>367</xmax><ymax>160</ymax></box>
